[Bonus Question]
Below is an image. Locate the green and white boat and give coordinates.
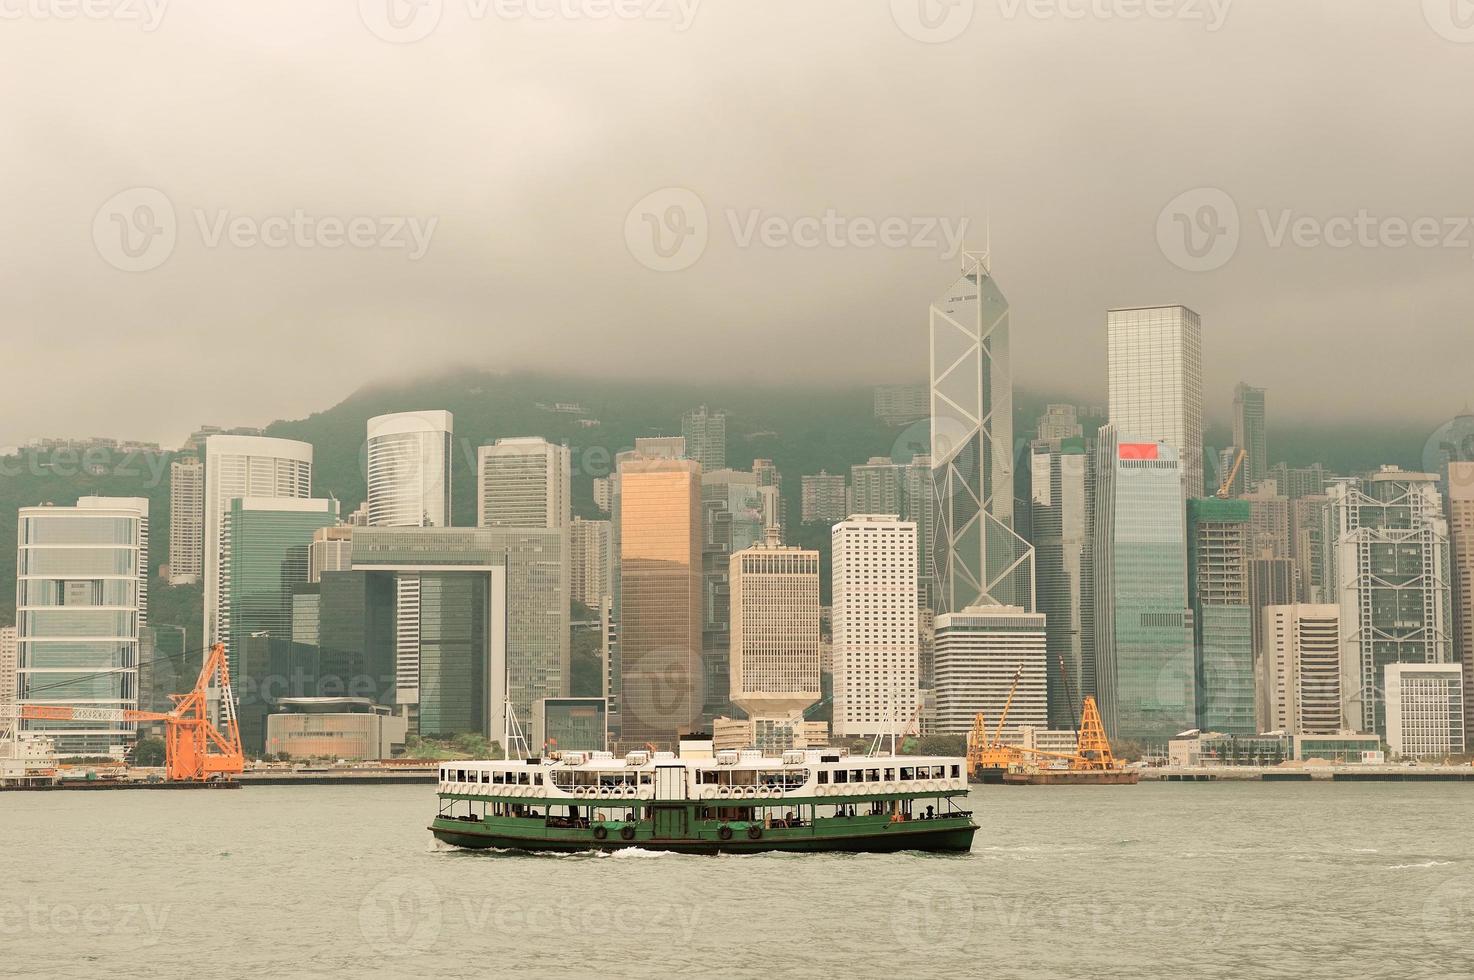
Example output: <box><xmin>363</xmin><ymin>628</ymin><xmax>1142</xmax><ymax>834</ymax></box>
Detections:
<box><xmin>430</xmin><ymin>748</ymin><xmax>977</xmax><ymax>854</ymax></box>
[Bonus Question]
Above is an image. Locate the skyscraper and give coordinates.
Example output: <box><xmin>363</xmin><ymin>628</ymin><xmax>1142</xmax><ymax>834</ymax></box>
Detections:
<box><xmin>204</xmin><ymin>435</ymin><xmax>314</xmax><ymax>653</ymax></box>
<box><xmin>616</xmin><ymin>456</ymin><xmax>702</xmax><ymax>748</ymax></box>
<box><xmin>1447</xmin><ymin>461</ymin><xmax>1474</xmax><ymax>742</ymax></box>
<box><xmin>17</xmin><ymin>497</ymin><xmax>149</xmax><ymax>754</ymax></box>
<box><xmin>728</xmin><ymin>533</ymin><xmax>821</xmax><ymax>721</ymax></box>
<box><xmin>223</xmin><ymin>496</ymin><xmax>339</xmax><ymax>753</ymax></box>
<box><xmin>1092</xmin><ymin>428</ymin><xmax>1195</xmax><ymax>741</ymax></box>
<box><xmin>1187</xmin><ymin>498</ymin><xmax>1254</xmax><ymax>734</ymax></box>
<box><xmin>681</xmin><ymin>405</ymin><xmax>727</xmax><ymax>472</ymax></box>
<box><xmin>477</xmin><ymin>437</ymin><xmax>571</xmax><ymax>529</ymax></box>
<box><xmin>569</xmin><ymin>517</ymin><xmax>612</xmax><ymax>610</ymax></box>
<box><xmin>1036</xmin><ymin>404</ymin><xmax>1083</xmax><ymax>442</ymax></box>
<box><xmin>0</xmin><ymin>625</ymin><xmax>15</xmax><ymax>709</ymax></box>
<box><xmin>1323</xmin><ymin>468</ymin><xmax>1452</xmax><ymax>735</ymax></box>
<box><xmin>831</xmin><ymin>515</ymin><xmax>918</xmax><ymax>737</ymax></box>
<box><xmin>1232</xmin><ymin>384</ymin><xmax>1268</xmax><ymax>488</ymax></box>
<box><xmin>1259</xmin><ymin>604</ymin><xmax>1342</xmax><ymax>734</ymax></box>
<box><xmin>1106</xmin><ymin>305</ymin><xmax>1205</xmax><ymax>497</ymax></box>
<box><xmin>698</xmin><ymin>468</ymin><xmax>775</xmax><ymax>720</ymax></box>
<box><xmin>873</xmin><ymin>383</ymin><xmax>930</xmax><ymax>427</ymax></box>
<box><xmin>1030</xmin><ymin>437</ymin><xmax>1095</xmax><ymax>727</ymax></box>
<box><xmin>850</xmin><ymin>455</ymin><xmax>934</xmax><ymax>602</ymax></box>
<box><xmin>167</xmin><ymin>456</ymin><xmax>204</xmax><ymax>585</ymax></box>
<box><xmin>933</xmin><ymin>605</ymin><xmax>1048</xmax><ymax>736</ymax></box>
<box><xmin>929</xmin><ymin>252</ymin><xmax>1032</xmax><ymax>614</ymax></box>
<box><xmin>365</xmin><ymin>411</ymin><xmax>454</xmax><ymax>529</ymax></box>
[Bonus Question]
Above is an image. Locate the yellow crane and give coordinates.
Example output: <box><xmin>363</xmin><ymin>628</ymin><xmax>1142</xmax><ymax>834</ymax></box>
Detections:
<box><xmin>1216</xmin><ymin>448</ymin><xmax>1247</xmax><ymax>498</ymax></box>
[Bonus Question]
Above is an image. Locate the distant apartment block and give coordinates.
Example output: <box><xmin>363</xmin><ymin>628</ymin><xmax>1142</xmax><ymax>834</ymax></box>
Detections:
<box><xmin>1259</xmin><ymin>604</ymin><xmax>1342</xmax><ymax>735</ymax></box>
<box><xmin>681</xmin><ymin>406</ymin><xmax>727</xmax><ymax>472</ymax></box>
<box><xmin>309</xmin><ymin>525</ymin><xmax>354</xmax><ymax>583</ymax></box>
<box><xmin>0</xmin><ymin>625</ymin><xmax>15</xmax><ymax>708</ymax></box>
<box><xmin>831</xmin><ymin>515</ymin><xmax>918</xmax><ymax>737</ymax></box>
<box><xmin>873</xmin><ymin>383</ymin><xmax>929</xmax><ymax>427</ymax></box>
<box><xmin>570</xmin><ymin>517</ymin><xmax>612</xmax><ymax>609</ymax></box>
<box><xmin>168</xmin><ymin>456</ymin><xmax>204</xmax><ymax>585</ymax></box>
<box><xmin>1384</xmin><ymin>662</ymin><xmax>1465</xmax><ymax>758</ymax></box>
<box><xmin>1035</xmin><ymin>404</ymin><xmax>1083</xmax><ymax>442</ymax></box>
<box><xmin>800</xmin><ymin>471</ymin><xmax>848</xmax><ymax>524</ymax></box>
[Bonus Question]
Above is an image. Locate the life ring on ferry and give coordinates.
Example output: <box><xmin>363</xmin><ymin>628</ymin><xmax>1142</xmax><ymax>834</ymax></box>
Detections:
<box><xmin>702</xmin><ymin>788</ymin><xmax>716</xmax><ymax>800</ymax></box>
<box><xmin>597</xmin><ymin>787</ymin><xmax>611</xmax><ymax>798</ymax></box>
<box><xmin>744</xmin><ymin>786</ymin><xmax>757</xmax><ymax>798</ymax></box>
<box><xmin>623</xmin><ymin>786</ymin><xmax>637</xmax><ymax>797</ymax></box>
<box><xmin>718</xmin><ymin>825</ymin><xmax>733</xmax><ymax>841</ymax></box>
<box><xmin>620</xmin><ymin>826</ymin><xmax>636</xmax><ymax>841</ymax></box>
<box><xmin>884</xmin><ymin>782</ymin><xmax>898</xmax><ymax>794</ymax></box>
<box><xmin>637</xmin><ymin>788</ymin><xmax>651</xmax><ymax>800</ymax></box>
<box><xmin>746</xmin><ymin>825</ymin><xmax>762</xmax><ymax>840</ymax></box>
<box><xmin>593</xmin><ymin>826</ymin><xmax>609</xmax><ymax>841</ymax></box>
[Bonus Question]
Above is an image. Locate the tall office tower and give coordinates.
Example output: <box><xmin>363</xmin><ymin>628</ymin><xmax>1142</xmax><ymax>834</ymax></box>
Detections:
<box><xmin>1323</xmin><ymin>468</ymin><xmax>1452</xmax><ymax>736</ymax></box>
<box><xmin>1260</xmin><ymin>604</ymin><xmax>1342</xmax><ymax>734</ymax></box>
<box><xmin>0</xmin><ymin>625</ymin><xmax>16</xmax><ymax>707</ymax></box>
<box><xmin>569</xmin><ymin>518</ymin><xmax>612</xmax><ymax>609</ymax></box>
<box><xmin>729</xmin><ymin>533</ymin><xmax>821</xmax><ymax>721</ymax></box>
<box><xmin>1384</xmin><ymin>663</ymin><xmax>1465</xmax><ymax>758</ymax></box>
<box><xmin>1448</xmin><ymin>461</ymin><xmax>1474</xmax><ymax>741</ymax></box>
<box><xmin>1289</xmin><ymin>494</ymin><xmax>1330</xmax><ymax>602</ymax></box>
<box><xmin>929</xmin><ymin>252</ymin><xmax>1033</xmax><ymax>613</ymax></box>
<box><xmin>831</xmin><ymin>515</ymin><xmax>918</xmax><ymax>737</ymax></box>
<box><xmin>1249</xmin><ymin>555</ymin><xmax>1298</xmax><ymax>670</ymax></box>
<box><xmin>365</xmin><ymin>411</ymin><xmax>454</xmax><ymax>529</ymax></box>
<box><xmin>850</xmin><ymin>455</ymin><xmax>934</xmax><ymax>602</ymax></box>
<box><xmin>751</xmin><ymin>458</ymin><xmax>786</xmax><ymax>537</ymax></box>
<box><xmin>167</xmin><ymin>457</ymin><xmax>204</xmax><ymax>585</ymax></box>
<box><xmin>592</xmin><ymin>477</ymin><xmax>613</xmax><ymax>514</ymax></box>
<box><xmin>1106</xmin><ymin>305</ymin><xmax>1205</xmax><ymax>497</ymax></box>
<box><xmin>800</xmin><ymin>471</ymin><xmax>848</xmax><ymax>524</ymax></box>
<box><xmin>478</xmin><ymin>437</ymin><xmax>571</xmax><ymax>529</ymax></box>
<box><xmin>1187</xmin><ymin>498</ymin><xmax>1255</xmax><ymax>734</ymax></box>
<box><xmin>1030</xmin><ymin>437</ymin><xmax>1095</xmax><ymax>728</ymax></box>
<box><xmin>873</xmin><ymin>383</ymin><xmax>930</xmax><ymax>427</ymax></box>
<box><xmin>1242</xmin><ymin>481</ymin><xmax>1292</xmax><ymax>557</ymax></box>
<box><xmin>17</xmin><ymin>497</ymin><xmax>148</xmax><ymax>754</ymax></box>
<box><xmin>351</xmin><ymin>527</ymin><xmax>568</xmax><ymax>741</ymax></box>
<box><xmin>617</xmin><ymin>456</ymin><xmax>702</xmax><ymax>748</ymax></box>
<box><xmin>222</xmin><ymin>497</ymin><xmax>339</xmax><ymax>753</ymax></box>
<box><xmin>1271</xmin><ymin>462</ymin><xmax>1330</xmax><ymax>500</ymax></box>
<box><xmin>933</xmin><ymin>605</ymin><xmax>1047</xmax><ymax>735</ymax></box>
<box><xmin>1036</xmin><ymin>404</ymin><xmax>1083</xmax><ymax>442</ymax></box>
<box><xmin>204</xmin><ymin>435</ymin><xmax>313</xmax><ymax>652</ymax></box>
<box><xmin>1232</xmin><ymin>384</ymin><xmax>1268</xmax><ymax>488</ymax></box>
<box><xmin>681</xmin><ymin>406</ymin><xmax>727</xmax><ymax>472</ymax></box>
<box><xmin>309</xmin><ymin>526</ymin><xmax>354</xmax><ymax>583</ymax></box>
<box><xmin>1091</xmin><ymin>428</ymin><xmax>1195</xmax><ymax>741</ymax></box>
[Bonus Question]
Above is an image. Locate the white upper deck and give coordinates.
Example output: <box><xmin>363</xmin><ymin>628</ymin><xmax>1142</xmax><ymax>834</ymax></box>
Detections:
<box><xmin>438</xmin><ymin>749</ymin><xmax>968</xmax><ymax>802</ymax></box>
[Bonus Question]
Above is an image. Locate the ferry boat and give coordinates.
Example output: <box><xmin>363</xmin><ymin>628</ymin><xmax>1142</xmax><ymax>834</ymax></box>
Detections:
<box><xmin>430</xmin><ymin>748</ymin><xmax>977</xmax><ymax>854</ymax></box>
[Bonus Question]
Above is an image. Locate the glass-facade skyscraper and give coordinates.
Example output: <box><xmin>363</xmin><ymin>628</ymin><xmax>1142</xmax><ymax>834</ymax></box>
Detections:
<box><xmin>1092</xmin><ymin>427</ymin><xmax>1195</xmax><ymax>741</ymax></box>
<box><xmin>1031</xmin><ymin>436</ymin><xmax>1095</xmax><ymax>728</ymax></box>
<box><xmin>1187</xmin><ymin>497</ymin><xmax>1255</xmax><ymax>734</ymax></box>
<box><xmin>16</xmin><ymin>497</ymin><xmax>149</xmax><ymax>754</ymax></box>
<box><xmin>1107</xmin><ymin>306</ymin><xmax>1205</xmax><ymax>498</ymax></box>
<box><xmin>929</xmin><ymin>252</ymin><xmax>1033</xmax><ymax>614</ymax></box>
<box><xmin>1232</xmin><ymin>383</ymin><xmax>1268</xmax><ymax>488</ymax></box>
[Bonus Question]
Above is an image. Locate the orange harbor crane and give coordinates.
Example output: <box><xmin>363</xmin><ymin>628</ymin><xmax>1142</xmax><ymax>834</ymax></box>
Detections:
<box><xmin>3</xmin><ymin>643</ymin><xmax>244</xmax><ymax>782</ymax></box>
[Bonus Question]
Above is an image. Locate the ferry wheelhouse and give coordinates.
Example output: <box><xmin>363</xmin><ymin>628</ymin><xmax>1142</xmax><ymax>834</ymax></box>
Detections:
<box><xmin>430</xmin><ymin>748</ymin><xmax>977</xmax><ymax>854</ymax></box>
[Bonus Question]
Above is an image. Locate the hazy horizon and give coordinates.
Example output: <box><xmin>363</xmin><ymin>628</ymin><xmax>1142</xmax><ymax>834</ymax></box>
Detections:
<box><xmin>5</xmin><ymin>2</ymin><xmax>1473</xmax><ymax>447</ymax></box>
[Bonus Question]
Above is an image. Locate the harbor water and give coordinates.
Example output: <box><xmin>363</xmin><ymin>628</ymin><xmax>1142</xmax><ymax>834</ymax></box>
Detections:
<box><xmin>2</xmin><ymin>783</ymin><xmax>1469</xmax><ymax>978</ymax></box>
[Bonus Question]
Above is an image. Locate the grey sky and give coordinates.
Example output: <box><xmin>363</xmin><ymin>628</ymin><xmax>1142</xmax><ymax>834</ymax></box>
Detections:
<box><xmin>3</xmin><ymin>0</ymin><xmax>1472</xmax><ymax>448</ymax></box>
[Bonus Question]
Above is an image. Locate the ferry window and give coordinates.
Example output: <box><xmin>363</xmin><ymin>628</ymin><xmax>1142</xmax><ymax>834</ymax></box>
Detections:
<box><xmin>900</xmin><ymin>767</ymin><xmax>914</xmax><ymax>780</ymax></box>
<box><xmin>850</xmin><ymin>770</ymin><xmax>863</xmax><ymax>783</ymax></box>
<box><xmin>884</xmin><ymin>768</ymin><xmax>895</xmax><ymax>781</ymax></box>
<box><xmin>817</xmin><ymin>771</ymin><xmax>829</xmax><ymax>784</ymax></box>
<box><xmin>951</xmin><ymin>765</ymin><xmax>960</xmax><ymax>778</ymax></box>
<box><xmin>534</xmin><ymin>772</ymin><xmax>543</xmax><ymax>785</ymax></box>
<box><xmin>833</xmin><ymin>770</ymin><xmax>847</xmax><ymax>784</ymax></box>
<box><xmin>481</xmin><ymin>772</ymin><xmax>489</xmax><ymax>783</ymax></box>
<box><xmin>456</xmin><ymin>769</ymin><xmax>466</xmax><ymax>782</ymax></box>
<box><xmin>866</xmin><ymin>769</ymin><xmax>879</xmax><ymax>782</ymax></box>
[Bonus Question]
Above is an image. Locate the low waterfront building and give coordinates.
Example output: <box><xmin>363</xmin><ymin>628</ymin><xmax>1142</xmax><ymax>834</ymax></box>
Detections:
<box><xmin>1384</xmin><ymin>663</ymin><xmax>1465</xmax><ymax>759</ymax></box>
<box><xmin>264</xmin><ymin>697</ymin><xmax>408</xmax><ymax>760</ymax></box>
